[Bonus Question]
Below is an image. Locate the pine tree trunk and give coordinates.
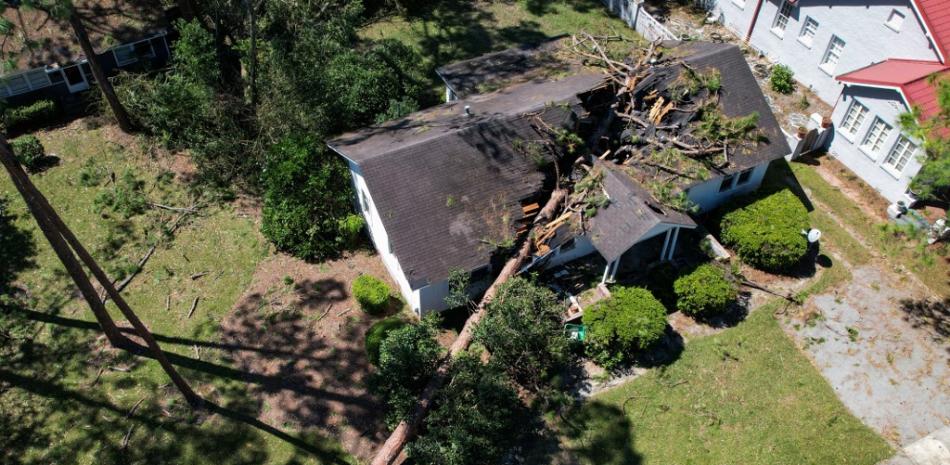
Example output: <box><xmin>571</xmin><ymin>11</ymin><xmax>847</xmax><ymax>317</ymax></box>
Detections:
<box><xmin>0</xmin><ymin>142</ymin><xmax>130</xmax><ymax>348</ymax></box>
<box><xmin>370</xmin><ymin>188</ymin><xmax>568</xmax><ymax>465</ymax></box>
<box><xmin>0</xmin><ymin>138</ymin><xmax>201</xmax><ymax>408</ymax></box>
<box><xmin>68</xmin><ymin>10</ymin><xmax>134</xmax><ymax>133</ymax></box>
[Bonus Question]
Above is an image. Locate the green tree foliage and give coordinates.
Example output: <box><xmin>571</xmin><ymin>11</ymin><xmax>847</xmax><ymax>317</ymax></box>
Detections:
<box><xmin>673</xmin><ymin>263</ymin><xmax>738</xmax><ymax>317</ymax></box>
<box><xmin>899</xmin><ymin>74</ymin><xmax>950</xmax><ymax>203</ymax></box>
<box><xmin>365</xmin><ymin>317</ymin><xmax>409</xmax><ymax>365</ymax></box>
<box><xmin>10</xmin><ymin>135</ymin><xmax>45</xmax><ymax>171</ymax></box>
<box><xmin>474</xmin><ymin>277</ymin><xmax>571</xmax><ymax>391</ymax></box>
<box><xmin>720</xmin><ymin>189</ymin><xmax>809</xmax><ymax>271</ymax></box>
<box><xmin>408</xmin><ymin>354</ymin><xmax>530</xmax><ymax>465</ymax></box>
<box><xmin>583</xmin><ymin>287</ymin><xmax>667</xmax><ymax>370</ymax></box>
<box><xmin>93</xmin><ymin>170</ymin><xmax>148</xmax><ymax>218</ymax></box>
<box><xmin>260</xmin><ymin>136</ymin><xmax>362</xmax><ymax>260</ymax></box>
<box><xmin>370</xmin><ymin>317</ymin><xmax>444</xmax><ymax>428</ymax></box>
<box><xmin>770</xmin><ymin>64</ymin><xmax>795</xmax><ymax>94</ymax></box>
<box><xmin>352</xmin><ymin>274</ymin><xmax>391</xmax><ymax>314</ymax></box>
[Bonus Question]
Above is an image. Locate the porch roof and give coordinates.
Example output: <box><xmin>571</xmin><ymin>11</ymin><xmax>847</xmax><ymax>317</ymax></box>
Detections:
<box><xmin>587</xmin><ymin>161</ymin><xmax>696</xmax><ymax>264</ymax></box>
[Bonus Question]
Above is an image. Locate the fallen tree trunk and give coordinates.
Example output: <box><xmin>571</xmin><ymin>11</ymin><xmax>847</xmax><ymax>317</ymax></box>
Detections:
<box><xmin>369</xmin><ymin>188</ymin><xmax>569</xmax><ymax>465</ymax></box>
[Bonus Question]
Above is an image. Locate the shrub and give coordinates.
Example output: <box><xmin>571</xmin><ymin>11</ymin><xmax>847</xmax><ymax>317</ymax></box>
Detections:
<box><xmin>720</xmin><ymin>189</ymin><xmax>809</xmax><ymax>271</ymax></box>
<box><xmin>260</xmin><ymin>136</ymin><xmax>357</xmax><ymax>260</ymax></box>
<box><xmin>353</xmin><ymin>274</ymin><xmax>391</xmax><ymax>314</ymax></box>
<box><xmin>365</xmin><ymin>316</ymin><xmax>408</xmax><ymax>365</ymax></box>
<box><xmin>674</xmin><ymin>264</ymin><xmax>738</xmax><ymax>317</ymax></box>
<box><xmin>408</xmin><ymin>354</ymin><xmax>530</xmax><ymax>465</ymax></box>
<box><xmin>583</xmin><ymin>287</ymin><xmax>667</xmax><ymax>370</ymax></box>
<box><xmin>3</xmin><ymin>99</ymin><xmax>57</xmax><ymax>131</ymax></box>
<box><xmin>93</xmin><ymin>170</ymin><xmax>147</xmax><ymax>218</ymax></box>
<box><xmin>369</xmin><ymin>317</ymin><xmax>443</xmax><ymax>428</ymax></box>
<box><xmin>770</xmin><ymin>64</ymin><xmax>795</xmax><ymax>94</ymax></box>
<box><xmin>474</xmin><ymin>277</ymin><xmax>572</xmax><ymax>392</ymax></box>
<box><xmin>10</xmin><ymin>135</ymin><xmax>45</xmax><ymax>171</ymax></box>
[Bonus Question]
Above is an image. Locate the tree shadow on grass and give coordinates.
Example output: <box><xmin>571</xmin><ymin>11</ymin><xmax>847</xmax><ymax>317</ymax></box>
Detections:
<box><xmin>560</xmin><ymin>401</ymin><xmax>643</xmax><ymax>465</ymax></box>
<box><xmin>0</xmin><ymin>195</ymin><xmax>37</xmax><ymax>292</ymax></box>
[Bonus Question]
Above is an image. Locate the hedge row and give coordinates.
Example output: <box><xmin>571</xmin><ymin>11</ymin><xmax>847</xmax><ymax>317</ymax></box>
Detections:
<box><xmin>3</xmin><ymin>99</ymin><xmax>58</xmax><ymax>131</ymax></box>
<box><xmin>720</xmin><ymin>189</ymin><xmax>809</xmax><ymax>271</ymax></box>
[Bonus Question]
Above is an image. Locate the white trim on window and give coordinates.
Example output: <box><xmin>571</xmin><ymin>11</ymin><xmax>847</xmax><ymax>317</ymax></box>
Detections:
<box><xmin>731</xmin><ymin>0</ymin><xmax>746</xmax><ymax>9</ymax></box>
<box><xmin>859</xmin><ymin>117</ymin><xmax>892</xmax><ymax>160</ymax></box>
<box><xmin>886</xmin><ymin>9</ymin><xmax>905</xmax><ymax>32</ymax></box>
<box><xmin>882</xmin><ymin>135</ymin><xmax>917</xmax><ymax>177</ymax></box>
<box><xmin>798</xmin><ymin>16</ymin><xmax>818</xmax><ymax>48</ymax></box>
<box><xmin>838</xmin><ymin>101</ymin><xmax>868</xmax><ymax>141</ymax></box>
<box><xmin>819</xmin><ymin>35</ymin><xmax>846</xmax><ymax>75</ymax></box>
<box><xmin>771</xmin><ymin>1</ymin><xmax>793</xmax><ymax>38</ymax></box>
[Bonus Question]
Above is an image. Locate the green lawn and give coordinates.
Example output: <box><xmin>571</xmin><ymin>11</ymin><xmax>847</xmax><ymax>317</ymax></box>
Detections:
<box><xmin>360</xmin><ymin>0</ymin><xmax>637</xmax><ymax>99</ymax></box>
<box><xmin>561</xmin><ymin>309</ymin><xmax>893</xmax><ymax>465</ymax></box>
<box><xmin>0</xmin><ymin>127</ymin><xmax>354</xmax><ymax>465</ymax></box>
<box><xmin>789</xmin><ymin>161</ymin><xmax>949</xmax><ymax>295</ymax></box>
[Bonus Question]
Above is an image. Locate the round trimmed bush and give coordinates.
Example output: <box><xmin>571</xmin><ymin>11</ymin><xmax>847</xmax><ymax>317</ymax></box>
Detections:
<box><xmin>365</xmin><ymin>316</ymin><xmax>408</xmax><ymax>365</ymax></box>
<box><xmin>720</xmin><ymin>189</ymin><xmax>809</xmax><ymax>271</ymax></box>
<box><xmin>583</xmin><ymin>286</ymin><xmax>667</xmax><ymax>370</ymax></box>
<box><xmin>353</xmin><ymin>274</ymin><xmax>391</xmax><ymax>314</ymax></box>
<box><xmin>674</xmin><ymin>264</ymin><xmax>738</xmax><ymax>317</ymax></box>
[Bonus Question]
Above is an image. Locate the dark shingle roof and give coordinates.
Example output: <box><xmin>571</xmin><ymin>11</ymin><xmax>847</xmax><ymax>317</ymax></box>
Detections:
<box><xmin>328</xmin><ymin>73</ymin><xmax>606</xmax><ymax>289</ymax></box>
<box><xmin>587</xmin><ymin>161</ymin><xmax>696</xmax><ymax>263</ymax></box>
<box><xmin>436</xmin><ymin>36</ymin><xmax>572</xmax><ymax>99</ymax></box>
<box><xmin>677</xmin><ymin>41</ymin><xmax>790</xmax><ymax>176</ymax></box>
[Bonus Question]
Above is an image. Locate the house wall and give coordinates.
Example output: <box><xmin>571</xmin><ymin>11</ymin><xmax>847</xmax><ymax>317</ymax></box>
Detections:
<box><xmin>827</xmin><ymin>85</ymin><xmax>922</xmax><ymax>203</ymax></box>
<box><xmin>347</xmin><ymin>161</ymin><xmax>424</xmax><ymax>313</ymax></box>
<box><xmin>686</xmin><ymin>162</ymin><xmax>770</xmax><ymax>212</ymax></box>
<box><xmin>715</xmin><ymin>0</ymin><xmax>938</xmax><ymax>104</ymax></box>
<box><xmin>542</xmin><ymin>235</ymin><xmax>600</xmax><ymax>269</ymax></box>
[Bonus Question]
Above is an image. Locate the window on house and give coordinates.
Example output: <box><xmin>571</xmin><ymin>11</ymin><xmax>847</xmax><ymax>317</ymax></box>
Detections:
<box><xmin>820</xmin><ymin>35</ymin><xmax>845</xmax><ymax>74</ymax></box>
<box><xmin>559</xmin><ymin>238</ymin><xmax>576</xmax><ymax>253</ymax></box>
<box><xmin>886</xmin><ymin>9</ymin><xmax>905</xmax><ymax>31</ymax></box>
<box><xmin>860</xmin><ymin>117</ymin><xmax>892</xmax><ymax>157</ymax></box>
<box><xmin>798</xmin><ymin>17</ymin><xmax>818</xmax><ymax>47</ymax></box>
<box><xmin>771</xmin><ymin>1</ymin><xmax>793</xmax><ymax>36</ymax></box>
<box><xmin>736</xmin><ymin>168</ymin><xmax>754</xmax><ymax>186</ymax></box>
<box><xmin>359</xmin><ymin>189</ymin><xmax>369</xmax><ymax>212</ymax></box>
<box><xmin>113</xmin><ymin>45</ymin><xmax>137</xmax><ymax>66</ymax></box>
<box><xmin>883</xmin><ymin>135</ymin><xmax>917</xmax><ymax>173</ymax></box>
<box><xmin>839</xmin><ymin>101</ymin><xmax>868</xmax><ymax>137</ymax></box>
<box><xmin>719</xmin><ymin>174</ymin><xmax>736</xmax><ymax>192</ymax></box>
<box><xmin>732</xmin><ymin>0</ymin><xmax>745</xmax><ymax>9</ymax></box>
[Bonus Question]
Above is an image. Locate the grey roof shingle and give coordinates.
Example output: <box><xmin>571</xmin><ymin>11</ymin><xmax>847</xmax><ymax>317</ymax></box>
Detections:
<box><xmin>328</xmin><ymin>73</ymin><xmax>606</xmax><ymax>289</ymax></box>
<box><xmin>587</xmin><ymin>161</ymin><xmax>696</xmax><ymax>263</ymax></box>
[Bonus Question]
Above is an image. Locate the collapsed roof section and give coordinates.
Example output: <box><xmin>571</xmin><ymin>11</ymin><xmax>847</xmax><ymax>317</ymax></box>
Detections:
<box><xmin>328</xmin><ymin>72</ymin><xmax>606</xmax><ymax>289</ymax></box>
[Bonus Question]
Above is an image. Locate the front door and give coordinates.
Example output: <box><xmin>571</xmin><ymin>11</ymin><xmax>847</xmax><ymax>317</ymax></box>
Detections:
<box><xmin>62</xmin><ymin>63</ymin><xmax>89</xmax><ymax>93</ymax></box>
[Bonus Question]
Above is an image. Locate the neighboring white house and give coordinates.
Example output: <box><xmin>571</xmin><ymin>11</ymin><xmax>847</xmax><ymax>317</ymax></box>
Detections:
<box><xmin>328</xmin><ymin>41</ymin><xmax>791</xmax><ymax>315</ymax></box>
<box><xmin>604</xmin><ymin>0</ymin><xmax>950</xmax><ymax>205</ymax></box>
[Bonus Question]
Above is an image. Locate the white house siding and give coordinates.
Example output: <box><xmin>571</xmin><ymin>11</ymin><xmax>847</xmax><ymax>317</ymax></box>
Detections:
<box><xmin>686</xmin><ymin>162</ymin><xmax>770</xmax><ymax>212</ymax></box>
<box><xmin>542</xmin><ymin>235</ymin><xmax>600</xmax><ymax>269</ymax></box>
<box><xmin>828</xmin><ymin>86</ymin><xmax>923</xmax><ymax>203</ymax></box>
<box><xmin>712</xmin><ymin>0</ymin><xmax>759</xmax><ymax>40</ymax></box>
<box><xmin>347</xmin><ymin>161</ymin><xmax>424</xmax><ymax>313</ymax></box>
<box><xmin>724</xmin><ymin>0</ymin><xmax>938</xmax><ymax>104</ymax></box>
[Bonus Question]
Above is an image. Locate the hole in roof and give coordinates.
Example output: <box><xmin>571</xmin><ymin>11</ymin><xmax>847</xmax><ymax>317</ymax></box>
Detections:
<box><xmin>645</xmin><ymin>201</ymin><xmax>665</xmax><ymax>216</ymax></box>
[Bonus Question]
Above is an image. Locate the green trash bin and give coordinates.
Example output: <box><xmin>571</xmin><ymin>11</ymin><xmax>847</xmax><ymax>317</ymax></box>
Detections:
<box><xmin>565</xmin><ymin>324</ymin><xmax>587</xmax><ymax>341</ymax></box>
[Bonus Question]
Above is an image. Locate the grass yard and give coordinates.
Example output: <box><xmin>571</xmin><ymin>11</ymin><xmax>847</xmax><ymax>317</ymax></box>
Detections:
<box><xmin>0</xmin><ymin>124</ymin><xmax>354</xmax><ymax>465</ymax></box>
<box><xmin>561</xmin><ymin>309</ymin><xmax>893</xmax><ymax>465</ymax></box>
<box><xmin>790</xmin><ymin>160</ymin><xmax>950</xmax><ymax>296</ymax></box>
<box><xmin>360</xmin><ymin>0</ymin><xmax>637</xmax><ymax>99</ymax></box>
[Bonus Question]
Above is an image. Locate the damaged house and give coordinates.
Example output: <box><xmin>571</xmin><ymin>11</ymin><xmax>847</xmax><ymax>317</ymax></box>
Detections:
<box><xmin>328</xmin><ymin>39</ymin><xmax>791</xmax><ymax>315</ymax></box>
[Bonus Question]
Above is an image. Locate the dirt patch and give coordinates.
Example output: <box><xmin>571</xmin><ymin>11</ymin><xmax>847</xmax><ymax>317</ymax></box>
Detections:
<box><xmin>218</xmin><ymin>250</ymin><xmax>405</xmax><ymax>462</ymax></box>
<box><xmin>812</xmin><ymin>155</ymin><xmax>891</xmax><ymax>221</ymax></box>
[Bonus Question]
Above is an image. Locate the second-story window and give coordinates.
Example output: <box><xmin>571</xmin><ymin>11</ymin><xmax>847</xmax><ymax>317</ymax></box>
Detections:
<box><xmin>798</xmin><ymin>17</ymin><xmax>818</xmax><ymax>47</ymax></box>
<box><xmin>860</xmin><ymin>117</ymin><xmax>892</xmax><ymax>158</ymax></box>
<box><xmin>771</xmin><ymin>1</ymin><xmax>793</xmax><ymax>37</ymax></box>
<box><xmin>820</xmin><ymin>35</ymin><xmax>846</xmax><ymax>74</ymax></box>
<box><xmin>839</xmin><ymin>101</ymin><xmax>868</xmax><ymax>138</ymax></box>
<box><xmin>886</xmin><ymin>9</ymin><xmax>905</xmax><ymax>32</ymax></box>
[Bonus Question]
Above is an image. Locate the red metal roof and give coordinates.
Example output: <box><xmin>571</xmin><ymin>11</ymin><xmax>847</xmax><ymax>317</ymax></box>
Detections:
<box><xmin>913</xmin><ymin>0</ymin><xmax>950</xmax><ymax>63</ymax></box>
<box><xmin>837</xmin><ymin>59</ymin><xmax>949</xmax><ymax>120</ymax></box>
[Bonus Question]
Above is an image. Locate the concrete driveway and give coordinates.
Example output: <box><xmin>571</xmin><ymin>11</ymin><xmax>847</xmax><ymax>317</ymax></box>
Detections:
<box><xmin>788</xmin><ymin>265</ymin><xmax>949</xmax><ymax>448</ymax></box>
